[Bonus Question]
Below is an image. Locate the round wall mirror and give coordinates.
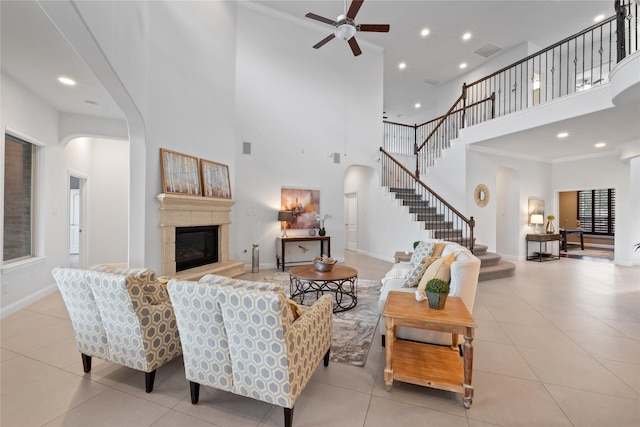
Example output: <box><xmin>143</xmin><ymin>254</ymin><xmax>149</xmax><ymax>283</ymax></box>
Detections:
<box><xmin>474</xmin><ymin>184</ymin><xmax>490</xmax><ymax>207</ymax></box>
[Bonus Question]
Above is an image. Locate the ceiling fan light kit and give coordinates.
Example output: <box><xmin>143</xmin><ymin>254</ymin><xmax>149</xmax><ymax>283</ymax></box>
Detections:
<box><xmin>305</xmin><ymin>0</ymin><xmax>389</xmax><ymax>57</ymax></box>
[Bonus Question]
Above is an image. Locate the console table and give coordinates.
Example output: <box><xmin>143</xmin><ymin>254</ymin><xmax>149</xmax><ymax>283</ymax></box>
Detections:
<box><xmin>276</xmin><ymin>236</ymin><xmax>331</xmax><ymax>271</ymax></box>
<box><xmin>526</xmin><ymin>234</ymin><xmax>560</xmax><ymax>261</ymax></box>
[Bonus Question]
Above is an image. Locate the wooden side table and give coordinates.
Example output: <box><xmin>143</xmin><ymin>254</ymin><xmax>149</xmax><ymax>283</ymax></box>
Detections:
<box><xmin>393</xmin><ymin>251</ymin><xmax>412</xmax><ymax>263</ymax></box>
<box><xmin>526</xmin><ymin>233</ymin><xmax>560</xmax><ymax>261</ymax></box>
<box><xmin>383</xmin><ymin>291</ymin><xmax>476</xmax><ymax>408</ymax></box>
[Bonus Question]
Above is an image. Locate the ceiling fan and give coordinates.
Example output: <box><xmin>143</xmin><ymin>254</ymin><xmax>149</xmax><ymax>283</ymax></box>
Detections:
<box><xmin>305</xmin><ymin>0</ymin><xmax>390</xmax><ymax>56</ymax></box>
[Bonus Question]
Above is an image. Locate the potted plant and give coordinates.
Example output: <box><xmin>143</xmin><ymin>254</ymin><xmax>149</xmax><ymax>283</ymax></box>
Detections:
<box><xmin>546</xmin><ymin>215</ymin><xmax>555</xmax><ymax>234</ymax></box>
<box><xmin>425</xmin><ymin>278</ymin><xmax>450</xmax><ymax>310</ymax></box>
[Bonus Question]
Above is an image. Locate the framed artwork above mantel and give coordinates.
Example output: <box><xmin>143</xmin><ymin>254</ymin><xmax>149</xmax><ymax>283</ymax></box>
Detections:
<box><xmin>160</xmin><ymin>148</ymin><xmax>201</xmax><ymax>196</ymax></box>
<box><xmin>200</xmin><ymin>159</ymin><xmax>231</xmax><ymax>199</ymax></box>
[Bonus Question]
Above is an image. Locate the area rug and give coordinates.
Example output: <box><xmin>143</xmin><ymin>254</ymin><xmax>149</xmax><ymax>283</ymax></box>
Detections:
<box><xmin>261</xmin><ymin>272</ymin><xmax>381</xmax><ymax>367</ymax></box>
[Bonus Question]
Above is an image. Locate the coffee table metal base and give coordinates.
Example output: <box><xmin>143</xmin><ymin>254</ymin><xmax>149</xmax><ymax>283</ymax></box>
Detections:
<box><xmin>289</xmin><ymin>265</ymin><xmax>358</xmax><ymax>313</ymax></box>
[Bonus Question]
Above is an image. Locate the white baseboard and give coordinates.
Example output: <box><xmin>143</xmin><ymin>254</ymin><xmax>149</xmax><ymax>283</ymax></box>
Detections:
<box><xmin>0</xmin><ymin>284</ymin><xmax>58</xmax><ymax>319</ymax></box>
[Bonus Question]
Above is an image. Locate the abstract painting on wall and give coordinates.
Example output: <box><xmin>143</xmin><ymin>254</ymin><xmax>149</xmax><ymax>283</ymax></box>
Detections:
<box><xmin>281</xmin><ymin>188</ymin><xmax>320</xmax><ymax>229</ymax></box>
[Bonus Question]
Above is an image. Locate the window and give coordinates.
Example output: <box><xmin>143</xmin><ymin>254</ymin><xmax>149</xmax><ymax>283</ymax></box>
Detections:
<box><xmin>577</xmin><ymin>189</ymin><xmax>615</xmax><ymax>235</ymax></box>
<box><xmin>3</xmin><ymin>133</ymin><xmax>35</xmax><ymax>262</ymax></box>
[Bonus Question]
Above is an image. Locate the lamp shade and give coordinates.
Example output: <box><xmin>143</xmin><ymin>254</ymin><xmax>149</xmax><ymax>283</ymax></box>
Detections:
<box><xmin>530</xmin><ymin>214</ymin><xmax>544</xmax><ymax>225</ymax></box>
<box><xmin>278</xmin><ymin>211</ymin><xmax>294</xmax><ymax>222</ymax></box>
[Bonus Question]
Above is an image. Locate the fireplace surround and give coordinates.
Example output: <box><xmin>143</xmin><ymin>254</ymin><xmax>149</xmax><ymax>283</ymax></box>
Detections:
<box><xmin>156</xmin><ymin>193</ymin><xmax>244</xmax><ymax>279</ymax></box>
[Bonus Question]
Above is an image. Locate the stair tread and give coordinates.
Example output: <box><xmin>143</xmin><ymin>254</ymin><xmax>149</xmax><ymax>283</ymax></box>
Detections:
<box><xmin>479</xmin><ymin>260</ymin><xmax>516</xmax><ymax>281</ymax></box>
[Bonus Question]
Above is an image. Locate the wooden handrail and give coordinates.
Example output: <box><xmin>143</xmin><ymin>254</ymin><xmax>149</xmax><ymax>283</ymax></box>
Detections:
<box><xmin>380</xmin><ymin>147</ymin><xmax>472</xmax><ymax>224</ymax></box>
<box><xmin>466</xmin><ymin>14</ymin><xmax>617</xmax><ymax>88</ymax></box>
<box><xmin>416</xmin><ymin>93</ymin><xmax>464</xmax><ymax>153</ymax></box>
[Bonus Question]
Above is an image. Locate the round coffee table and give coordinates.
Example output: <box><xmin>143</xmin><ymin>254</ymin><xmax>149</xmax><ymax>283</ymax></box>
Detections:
<box><xmin>288</xmin><ymin>264</ymin><xmax>358</xmax><ymax>313</ymax></box>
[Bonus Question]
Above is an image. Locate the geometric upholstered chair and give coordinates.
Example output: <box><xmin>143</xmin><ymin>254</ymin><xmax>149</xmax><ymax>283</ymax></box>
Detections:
<box><xmin>51</xmin><ymin>267</ymin><xmax>182</xmax><ymax>392</ymax></box>
<box><xmin>168</xmin><ymin>274</ymin><xmax>333</xmax><ymax>427</ymax></box>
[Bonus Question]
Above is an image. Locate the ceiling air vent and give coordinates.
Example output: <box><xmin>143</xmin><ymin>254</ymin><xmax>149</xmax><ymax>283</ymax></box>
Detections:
<box><xmin>424</xmin><ymin>78</ymin><xmax>440</xmax><ymax>86</ymax></box>
<box><xmin>474</xmin><ymin>43</ymin><xmax>502</xmax><ymax>58</ymax></box>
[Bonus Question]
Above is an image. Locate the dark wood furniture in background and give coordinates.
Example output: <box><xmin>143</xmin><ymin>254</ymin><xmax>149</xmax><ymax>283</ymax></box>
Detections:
<box><xmin>276</xmin><ymin>236</ymin><xmax>331</xmax><ymax>271</ymax></box>
<box><xmin>560</xmin><ymin>229</ymin><xmax>585</xmax><ymax>251</ymax></box>
<box><xmin>526</xmin><ymin>234</ymin><xmax>561</xmax><ymax>261</ymax></box>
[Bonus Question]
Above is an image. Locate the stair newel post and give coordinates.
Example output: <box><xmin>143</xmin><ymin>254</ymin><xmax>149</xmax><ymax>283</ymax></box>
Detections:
<box><xmin>461</xmin><ymin>83</ymin><xmax>467</xmax><ymax>129</ymax></box>
<box><xmin>490</xmin><ymin>92</ymin><xmax>496</xmax><ymax>119</ymax></box>
<box><xmin>469</xmin><ymin>216</ymin><xmax>475</xmax><ymax>253</ymax></box>
<box><xmin>413</xmin><ymin>124</ymin><xmax>420</xmax><ymax>179</ymax></box>
<box><xmin>615</xmin><ymin>0</ymin><xmax>627</xmax><ymax>62</ymax></box>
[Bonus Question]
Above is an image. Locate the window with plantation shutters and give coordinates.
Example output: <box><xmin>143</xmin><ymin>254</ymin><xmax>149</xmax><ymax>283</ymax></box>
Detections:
<box><xmin>577</xmin><ymin>189</ymin><xmax>615</xmax><ymax>235</ymax></box>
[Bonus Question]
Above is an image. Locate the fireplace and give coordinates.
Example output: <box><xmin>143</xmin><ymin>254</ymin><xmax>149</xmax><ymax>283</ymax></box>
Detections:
<box><xmin>175</xmin><ymin>225</ymin><xmax>219</xmax><ymax>271</ymax></box>
<box><xmin>156</xmin><ymin>193</ymin><xmax>244</xmax><ymax>279</ymax></box>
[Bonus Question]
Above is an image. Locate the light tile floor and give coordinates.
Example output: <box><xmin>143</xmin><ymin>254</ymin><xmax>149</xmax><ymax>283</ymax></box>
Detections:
<box><xmin>1</xmin><ymin>252</ymin><xmax>639</xmax><ymax>426</ymax></box>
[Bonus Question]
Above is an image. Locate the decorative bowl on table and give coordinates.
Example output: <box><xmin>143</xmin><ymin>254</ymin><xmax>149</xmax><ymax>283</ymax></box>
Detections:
<box><xmin>313</xmin><ymin>256</ymin><xmax>337</xmax><ymax>272</ymax></box>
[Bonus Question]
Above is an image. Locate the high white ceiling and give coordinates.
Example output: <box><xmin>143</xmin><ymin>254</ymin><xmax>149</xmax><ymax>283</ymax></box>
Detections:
<box><xmin>2</xmin><ymin>0</ymin><xmax>637</xmax><ymax>161</ymax></box>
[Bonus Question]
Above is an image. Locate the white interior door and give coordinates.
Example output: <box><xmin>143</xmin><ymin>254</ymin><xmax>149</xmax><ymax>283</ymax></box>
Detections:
<box><xmin>69</xmin><ymin>189</ymin><xmax>80</xmax><ymax>254</ymax></box>
<box><xmin>345</xmin><ymin>193</ymin><xmax>357</xmax><ymax>251</ymax></box>
<box><xmin>69</xmin><ymin>174</ymin><xmax>87</xmax><ymax>268</ymax></box>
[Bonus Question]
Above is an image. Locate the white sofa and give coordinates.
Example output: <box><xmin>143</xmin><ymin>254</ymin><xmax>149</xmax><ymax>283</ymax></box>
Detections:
<box><xmin>378</xmin><ymin>240</ymin><xmax>481</xmax><ymax>346</ymax></box>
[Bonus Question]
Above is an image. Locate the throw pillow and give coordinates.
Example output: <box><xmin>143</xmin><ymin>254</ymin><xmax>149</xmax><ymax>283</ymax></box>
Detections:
<box><xmin>409</xmin><ymin>241</ymin><xmax>436</xmax><ymax>266</ymax></box>
<box><xmin>432</xmin><ymin>242</ymin><xmax>446</xmax><ymax>258</ymax></box>
<box><xmin>381</xmin><ymin>265</ymin><xmax>412</xmax><ymax>284</ymax></box>
<box><xmin>402</xmin><ymin>256</ymin><xmax>438</xmax><ymax>288</ymax></box>
<box><xmin>287</xmin><ymin>299</ymin><xmax>304</xmax><ymax>321</ymax></box>
<box><xmin>417</xmin><ymin>252</ymin><xmax>456</xmax><ymax>291</ymax></box>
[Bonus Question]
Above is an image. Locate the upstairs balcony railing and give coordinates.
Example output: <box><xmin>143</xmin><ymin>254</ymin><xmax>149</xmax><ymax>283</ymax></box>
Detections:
<box><xmin>383</xmin><ymin>0</ymin><xmax>638</xmax><ymax>179</ymax></box>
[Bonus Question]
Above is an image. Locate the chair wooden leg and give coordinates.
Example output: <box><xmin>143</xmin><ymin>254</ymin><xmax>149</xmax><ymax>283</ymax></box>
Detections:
<box><xmin>323</xmin><ymin>349</ymin><xmax>330</xmax><ymax>366</ymax></box>
<box><xmin>190</xmin><ymin>381</ymin><xmax>200</xmax><ymax>404</ymax></box>
<box><xmin>284</xmin><ymin>406</ymin><xmax>294</xmax><ymax>427</ymax></box>
<box><xmin>81</xmin><ymin>354</ymin><xmax>92</xmax><ymax>373</ymax></box>
<box><xmin>145</xmin><ymin>370</ymin><xmax>156</xmax><ymax>393</ymax></box>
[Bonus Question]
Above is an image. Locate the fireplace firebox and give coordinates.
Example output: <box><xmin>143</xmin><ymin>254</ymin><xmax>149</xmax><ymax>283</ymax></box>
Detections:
<box><xmin>175</xmin><ymin>225</ymin><xmax>219</xmax><ymax>271</ymax></box>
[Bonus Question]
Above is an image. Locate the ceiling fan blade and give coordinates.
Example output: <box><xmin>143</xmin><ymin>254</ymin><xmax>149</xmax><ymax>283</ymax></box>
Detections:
<box><xmin>346</xmin><ymin>0</ymin><xmax>364</xmax><ymax>20</ymax></box>
<box><xmin>313</xmin><ymin>33</ymin><xmax>336</xmax><ymax>49</ymax></box>
<box><xmin>358</xmin><ymin>24</ymin><xmax>390</xmax><ymax>33</ymax></box>
<box><xmin>348</xmin><ymin>37</ymin><xmax>362</xmax><ymax>56</ymax></box>
<box><xmin>305</xmin><ymin>13</ymin><xmax>336</xmax><ymax>26</ymax></box>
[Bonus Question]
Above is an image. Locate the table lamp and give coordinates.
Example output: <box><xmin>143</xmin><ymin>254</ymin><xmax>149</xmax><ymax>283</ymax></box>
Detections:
<box><xmin>531</xmin><ymin>214</ymin><xmax>544</xmax><ymax>234</ymax></box>
<box><xmin>278</xmin><ymin>211</ymin><xmax>294</xmax><ymax>237</ymax></box>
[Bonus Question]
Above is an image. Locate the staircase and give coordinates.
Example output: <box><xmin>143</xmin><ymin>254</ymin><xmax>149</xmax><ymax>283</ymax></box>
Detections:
<box><xmin>390</xmin><ymin>187</ymin><xmax>516</xmax><ymax>281</ymax></box>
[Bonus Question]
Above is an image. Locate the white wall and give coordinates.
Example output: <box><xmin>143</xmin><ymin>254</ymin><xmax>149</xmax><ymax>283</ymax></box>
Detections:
<box><xmin>1</xmin><ymin>74</ymin><xmax>129</xmax><ymax>314</ymax></box>
<box><xmin>233</xmin><ymin>4</ymin><xmax>383</xmax><ymax>268</ymax></box>
<box><xmin>465</xmin><ymin>149</ymin><xmax>552</xmax><ymax>260</ymax></box>
<box><xmin>68</xmin><ymin>0</ymin><xmax>239</xmax><ymax>271</ymax></box>
<box><xmin>553</xmin><ymin>153</ymin><xmax>637</xmax><ymax>265</ymax></box>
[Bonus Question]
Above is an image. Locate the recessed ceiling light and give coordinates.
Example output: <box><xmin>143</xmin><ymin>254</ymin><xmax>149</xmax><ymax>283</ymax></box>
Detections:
<box><xmin>398</xmin><ymin>62</ymin><xmax>406</xmax><ymax>70</ymax></box>
<box><xmin>58</xmin><ymin>76</ymin><xmax>76</xmax><ymax>86</ymax></box>
<box><xmin>459</xmin><ymin>63</ymin><xmax>467</xmax><ymax>69</ymax></box>
<box><xmin>462</xmin><ymin>32</ymin><xmax>472</xmax><ymax>41</ymax></box>
<box><xmin>594</xmin><ymin>14</ymin><xmax>605</xmax><ymax>22</ymax></box>
<box><xmin>421</xmin><ymin>28</ymin><xmax>430</xmax><ymax>37</ymax></box>
<box><xmin>557</xmin><ymin>132</ymin><xmax>569</xmax><ymax>138</ymax></box>
<box><xmin>595</xmin><ymin>142</ymin><xmax>606</xmax><ymax>148</ymax></box>
<box><xmin>414</xmin><ymin>103</ymin><xmax>421</xmax><ymax>109</ymax></box>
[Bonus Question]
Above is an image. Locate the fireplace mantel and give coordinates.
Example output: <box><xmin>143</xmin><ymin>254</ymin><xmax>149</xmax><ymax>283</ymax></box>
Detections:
<box><xmin>156</xmin><ymin>193</ymin><xmax>244</xmax><ymax>279</ymax></box>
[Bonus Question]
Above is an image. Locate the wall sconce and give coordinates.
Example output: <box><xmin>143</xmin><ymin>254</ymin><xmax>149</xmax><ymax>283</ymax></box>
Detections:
<box><xmin>530</xmin><ymin>214</ymin><xmax>544</xmax><ymax>234</ymax></box>
<box><xmin>278</xmin><ymin>211</ymin><xmax>294</xmax><ymax>237</ymax></box>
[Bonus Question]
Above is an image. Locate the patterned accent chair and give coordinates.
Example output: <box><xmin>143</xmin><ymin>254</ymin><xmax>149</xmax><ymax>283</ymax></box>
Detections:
<box><xmin>168</xmin><ymin>274</ymin><xmax>333</xmax><ymax>427</ymax></box>
<box><xmin>51</xmin><ymin>267</ymin><xmax>182</xmax><ymax>392</ymax></box>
